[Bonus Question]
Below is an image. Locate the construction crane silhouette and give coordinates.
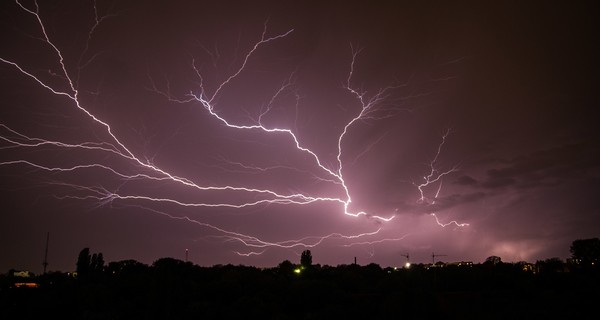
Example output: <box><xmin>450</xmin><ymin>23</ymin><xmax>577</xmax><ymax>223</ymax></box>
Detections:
<box><xmin>401</xmin><ymin>253</ymin><xmax>410</xmax><ymax>268</ymax></box>
<box><xmin>432</xmin><ymin>252</ymin><xmax>447</xmax><ymax>264</ymax></box>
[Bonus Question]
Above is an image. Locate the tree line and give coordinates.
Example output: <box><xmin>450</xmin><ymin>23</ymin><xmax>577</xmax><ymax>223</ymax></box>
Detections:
<box><xmin>1</xmin><ymin>239</ymin><xmax>599</xmax><ymax>319</ymax></box>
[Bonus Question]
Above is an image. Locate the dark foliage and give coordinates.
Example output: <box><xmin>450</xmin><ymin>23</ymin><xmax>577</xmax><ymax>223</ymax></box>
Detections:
<box><xmin>570</xmin><ymin>237</ymin><xmax>600</xmax><ymax>267</ymax></box>
<box><xmin>2</xmin><ymin>239</ymin><xmax>600</xmax><ymax>319</ymax></box>
<box><xmin>300</xmin><ymin>250</ymin><xmax>312</xmax><ymax>268</ymax></box>
<box><xmin>1</xmin><ymin>258</ymin><xmax>599</xmax><ymax>320</ymax></box>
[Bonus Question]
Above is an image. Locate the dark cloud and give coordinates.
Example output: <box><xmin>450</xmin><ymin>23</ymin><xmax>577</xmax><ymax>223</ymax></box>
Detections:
<box><xmin>432</xmin><ymin>192</ymin><xmax>487</xmax><ymax>211</ymax></box>
<box><xmin>453</xmin><ymin>175</ymin><xmax>478</xmax><ymax>186</ymax></box>
<box><xmin>482</xmin><ymin>173</ymin><xmax>517</xmax><ymax>189</ymax></box>
<box><xmin>482</xmin><ymin>143</ymin><xmax>600</xmax><ymax>190</ymax></box>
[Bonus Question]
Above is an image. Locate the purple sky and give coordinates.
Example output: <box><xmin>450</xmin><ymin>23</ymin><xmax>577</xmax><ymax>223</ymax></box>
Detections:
<box><xmin>1</xmin><ymin>0</ymin><xmax>599</xmax><ymax>273</ymax></box>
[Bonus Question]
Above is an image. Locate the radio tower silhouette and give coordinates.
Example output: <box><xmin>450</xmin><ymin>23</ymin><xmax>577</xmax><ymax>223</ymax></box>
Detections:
<box><xmin>42</xmin><ymin>232</ymin><xmax>49</xmax><ymax>274</ymax></box>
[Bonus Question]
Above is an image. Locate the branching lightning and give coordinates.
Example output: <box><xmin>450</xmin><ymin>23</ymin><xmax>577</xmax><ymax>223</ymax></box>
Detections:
<box><xmin>1</xmin><ymin>0</ymin><xmax>468</xmax><ymax>260</ymax></box>
<box><xmin>412</xmin><ymin>129</ymin><xmax>469</xmax><ymax>228</ymax></box>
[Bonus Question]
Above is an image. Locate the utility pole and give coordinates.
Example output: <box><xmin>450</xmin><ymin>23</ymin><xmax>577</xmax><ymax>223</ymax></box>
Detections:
<box><xmin>42</xmin><ymin>232</ymin><xmax>49</xmax><ymax>274</ymax></box>
<box><xmin>185</xmin><ymin>249</ymin><xmax>189</xmax><ymax>262</ymax></box>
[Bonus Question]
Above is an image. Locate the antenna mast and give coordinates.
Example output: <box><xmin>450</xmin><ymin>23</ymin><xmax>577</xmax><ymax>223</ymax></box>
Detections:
<box><xmin>42</xmin><ymin>232</ymin><xmax>49</xmax><ymax>274</ymax></box>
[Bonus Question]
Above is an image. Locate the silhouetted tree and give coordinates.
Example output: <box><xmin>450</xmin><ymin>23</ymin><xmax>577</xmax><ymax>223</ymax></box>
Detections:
<box><xmin>484</xmin><ymin>255</ymin><xmax>502</xmax><ymax>266</ymax></box>
<box><xmin>106</xmin><ymin>259</ymin><xmax>149</xmax><ymax>275</ymax></box>
<box><xmin>535</xmin><ymin>257</ymin><xmax>565</xmax><ymax>273</ymax></box>
<box><xmin>96</xmin><ymin>252</ymin><xmax>105</xmax><ymax>272</ymax></box>
<box><xmin>301</xmin><ymin>250</ymin><xmax>312</xmax><ymax>268</ymax></box>
<box><xmin>76</xmin><ymin>247</ymin><xmax>91</xmax><ymax>276</ymax></box>
<box><xmin>570</xmin><ymin>238</ymin><xmax>600</xmax><ymax>266</ymax></box>
<box><xmin>278</xmin><ymin>260</ymin><xmax>294</xmax><ymax>274</ymax></box>
<box><xmin>77</xmin><ymin>248</ymin><xmax>105</xmax><ymax>280</ymax></box>
<box><xmin>90</xmin><ymin>252</ymin><xmax>105</xmax><ymax>273</ymax></box>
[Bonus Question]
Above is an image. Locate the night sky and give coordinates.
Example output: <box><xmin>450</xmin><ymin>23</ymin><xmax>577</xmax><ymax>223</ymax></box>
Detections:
<box><xmin>1</xmin><ymin>0</ymin><xmax>598</xmax><ymax>273</ymax></box>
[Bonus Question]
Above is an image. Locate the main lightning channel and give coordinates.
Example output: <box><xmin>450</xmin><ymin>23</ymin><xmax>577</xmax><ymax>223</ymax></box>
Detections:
<box><xmin>0</xmin><ymin>0</ymin><xmax>470</xmax><ymax>259</ymax></box>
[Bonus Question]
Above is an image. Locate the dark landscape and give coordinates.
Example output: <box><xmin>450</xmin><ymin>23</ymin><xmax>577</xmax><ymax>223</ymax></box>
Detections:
<box><xmin>2</xmin><ymin>238</ymin><xmax>599</xmax><ymax>319</ymax></box>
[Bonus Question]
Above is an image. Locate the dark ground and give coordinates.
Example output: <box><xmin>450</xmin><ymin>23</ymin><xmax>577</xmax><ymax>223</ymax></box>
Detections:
<box><xmin>1</xmin><ymin>259</ymin><xmax>599</xmax><ymax>319</ymax></box>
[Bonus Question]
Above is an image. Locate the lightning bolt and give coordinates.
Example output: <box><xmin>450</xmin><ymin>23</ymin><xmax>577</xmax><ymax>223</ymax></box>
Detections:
<box><xmin>412</xmin><ymin>129</ymin><xmax>469</xmax><ymax>228</ymax></box>
<box><xmin>1</xmin><ymin>0</ymin><xmax>467</xmax><ymax>260</ymax></box>
<box><xmin>414</xmin><ymin>128</ymin><xmax>458</xmax><ymax>204</ymax></box>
